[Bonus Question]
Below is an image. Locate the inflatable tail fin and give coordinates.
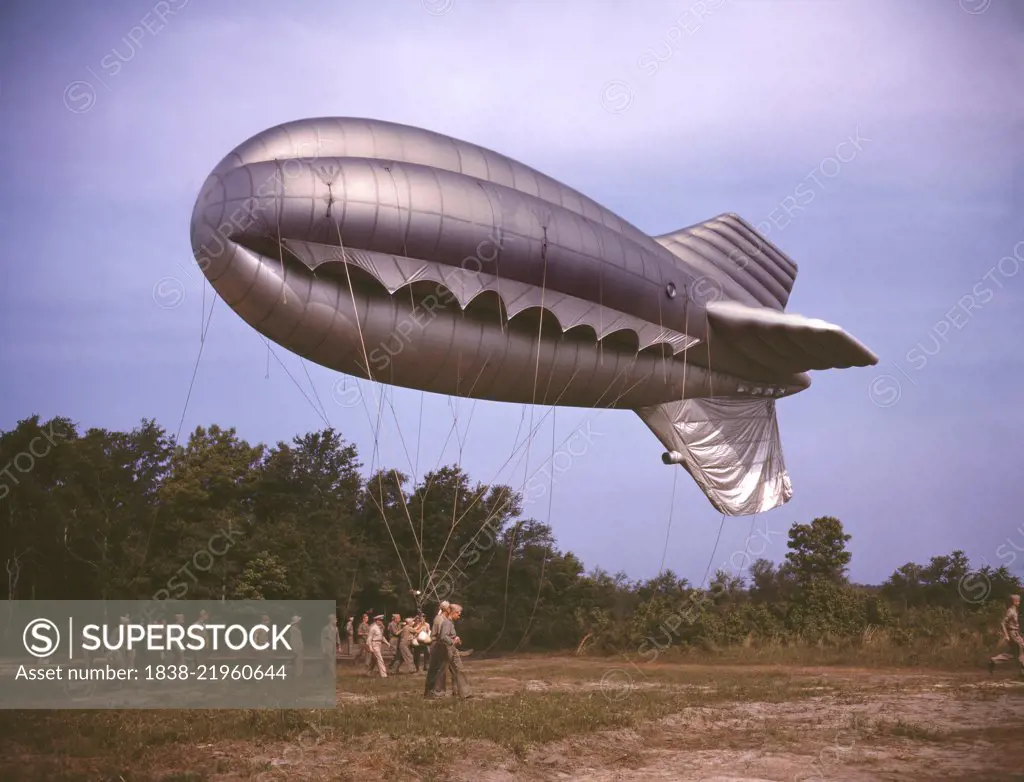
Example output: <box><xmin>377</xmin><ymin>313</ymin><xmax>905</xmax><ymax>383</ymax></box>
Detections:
<box><xmin>654</xmin><ymin>213</ymin><xmax>797</xmax><ymax>312</ymax></box>
<box><xmin>706</xmin><ymin>299</ymin><xmax>878</xmax><ymax>375</ymax></box>
<box><xmin>636</xmin><ymin>397</ymin><xmax>792</xmax><ymax>516</ymax></box>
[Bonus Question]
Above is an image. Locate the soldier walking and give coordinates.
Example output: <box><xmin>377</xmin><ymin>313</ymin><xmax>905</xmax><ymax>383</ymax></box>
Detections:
<box><xmin>989</xmin><ymin>594</ymin><xmax>1024</xmax><ymax>677</ymax></box>
<box><xmin>366</xmin><ymin>615</ymin><xmax>390</xmax><ymax>677</ymax></box>
<box><xmin>424</xmin><ymin>601</ymin><xmax>450</xmax><ymax>697</ymax></box>
<box><xmin>344</xmin><ymin>616</ymin><xmax>354</xmax><ymax>656</ymax></box>
<box><xmin>288</xmin><ymin>615</ymin><xmax>304</xmax><ymax>678</ymax></box>
<box><xmin>353</xmin><ymin>614</ymin><xmax>370</xmax><ymax>665</ymax></box>
<box><xmin>389</xmin><ymin>618</ymin><xmax>416</xmax><ymax>674</ymax></box>
<box><xmin>444</xmin><ymin>603</ymin><xmax>472</xmax><ymax>699</ymax></box>
<box><xmin>321</xmin><ymin>614</ymin><xmax>340</xmax><ymax>678</ymax></box>
<box><xmin>411</xmin><ymin>613</ymin><xmax>430</xmax><ymax>672</ymax></box>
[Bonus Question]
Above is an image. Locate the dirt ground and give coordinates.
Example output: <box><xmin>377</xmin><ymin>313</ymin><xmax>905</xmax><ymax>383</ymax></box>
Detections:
<box><xmin>233</xmin><ymin>658</ymin><xmax>1024</xmax><ymax>781</ymax></box>
<box><xmin>7</xmin><ymin>656</ymin><xmax>1024</xmax><ymax>781</ymax></box>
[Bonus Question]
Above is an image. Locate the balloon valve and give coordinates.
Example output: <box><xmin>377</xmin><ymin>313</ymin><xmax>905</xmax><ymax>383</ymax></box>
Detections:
<box><xmin>662</xmin><ymin>451</ymin><xmax>684</xmax><ymax>465</ymax></box>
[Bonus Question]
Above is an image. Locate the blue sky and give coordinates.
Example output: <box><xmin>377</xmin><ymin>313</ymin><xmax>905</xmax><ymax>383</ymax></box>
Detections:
<box><xmin>0</xmin><ymin>0</ymin><xmax>1021</xmax><ymax>586</ymax></box>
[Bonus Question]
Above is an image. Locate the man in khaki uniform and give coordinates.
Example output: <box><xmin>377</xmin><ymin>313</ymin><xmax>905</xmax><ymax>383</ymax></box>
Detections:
<box><xmin>344</xmin><ymin>616</ymin><xmax>354</xmax><ymax>656</ymax></box>
<box><xmin>366</xmin><ymin>615</ymin><xmax>390</xmax><ymax>677</ymax></box>
<box><xmin>389</xmin><ymin>618</ymin><xmax>416</xmax><ymax>674</ymax></box>
<box><xmin>354</xmin><ymin>614</ymin><xmax>370</xmax><ymax>665</ymax></box>
<box><xmin>321</xmin><ymin>614</ymin><xmax>340</xmax><ymax>677</ymax></box>
<box><xmin>989</xmin><ymin>594</ymin><xmax>1024</xmax><ymax>677</ymax></box>
<box><xmin>288</xmin><ymin>615</ymin><xmax>304</xmax><ymax>677</ymax></box>
<box><xmin>444</xmin><ymin>603</ymin><xmax>472</xmax><ymax>699</ymax></box>
<box><xmin>424</xmin><ymin>601</ymin><xmax>450</xmax><ymax>696</ymax></box>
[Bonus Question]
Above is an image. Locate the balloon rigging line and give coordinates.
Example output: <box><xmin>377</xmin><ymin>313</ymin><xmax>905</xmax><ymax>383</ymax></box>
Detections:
<box><xmin>261</xmin><ymin>338</ymin><xmax>331</xmax><ymax>430</ymax></box>
<box><xmin>420</xmin><ymin>357</ymin><xmax>492</xmax><ymax>593</ymax></box>
<box><xmin>300</xmin><ymin>359</ymin><xmax>331</xmax><ymax>426</ymax></box>
<box><xmin>175</xmin><ymin>296</ymin><xmax>218</xmax><ymax>443</ymax></box>
<box><xmin>485</xmin><ymin>227</ymin><xmax>552</xmax><ymax>652</ymax></box>
<box><xmin>436</xmin><ymin>352</ymin><xmax>648</xmax><ymax>581</ymax></box>
<box><xmin>431</xmin><ymin>291</ymin><xmax>652</xmax><ymax>558</ymax></box>
<box><xmin>658</xmin><ymin>469</ymin><xmax>679</xmax><ymax>578</ymax></box>
<box><xmin>658</xmin><ymin>298</ymin><xmax>691</xmax><ymax>579</ymax></box>
<box><xmin>431</xmin><ymin>361</ymin><xmax>653</xmax><ymax>611</ymax></box>
<box><xmin>139</xmin><ymin>289</ymin><xmax>218</xmax><ymax>586</ymax></box>
<box><xmin>738</xmin><ymin>513</ymin><xmax>759</xmax><ymax>579</ymax></box>
<box><xmin>416</xmin><ymin>392</ymin><xmax>425</xmax><ymax>586</ymax></box>
<box><xmin>701</xmin><ymin>514</ymin><xmax>726</xmax><ymax>589</ymax></box>
<box><xmin>330</xmin><ymin>215</ymin><xmax>418</xmax><ymax>596</ymax></box>
<box><xmin>369</xmin><ymin>384</ymin><xmax>417</xmax><ymax>596</ymax></box>
<box><xmin>511</xmin><ymin>406</ymin><xmax>557</xmax><ymax>653</ymax></box>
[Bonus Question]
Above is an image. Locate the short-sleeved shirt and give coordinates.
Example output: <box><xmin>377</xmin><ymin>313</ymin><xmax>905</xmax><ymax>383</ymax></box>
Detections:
<box><xmin>1006</xmin><ymin>606</ymin><xmax>1020</xmax><ymax>634</ymax></box>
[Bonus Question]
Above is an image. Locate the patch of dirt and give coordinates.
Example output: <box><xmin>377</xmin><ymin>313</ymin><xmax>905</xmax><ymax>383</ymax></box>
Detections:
<box><xmin>10</xmin><ymin>660</ymin><xmax>1024</xmax><ymax>781</ymax></box>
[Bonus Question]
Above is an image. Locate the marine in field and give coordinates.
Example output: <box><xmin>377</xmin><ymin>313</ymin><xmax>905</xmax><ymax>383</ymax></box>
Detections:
<box><xmin>354</xmin><ymin>614</ymin><xmax>370</xmax><ymax>665</ymax></box>
<box><xmin>321</xmin><ymin>614</ymin><xmax>340</xmax><ymax>677</ymax></box>
<box><xmin>387</xmin><ymin>614</ymin><xmax>401</xmax><ymax>644</ymax></box>
<box><xmin>366</xmin><ymin>615</ymin><xmax>390</xmax><ymax>678</ymax></box>
<box><xmin>444</xmin><ymin>603</ymin><xmax>472</xmax><ymax>699</ymax></box>
<box><xmin>989</xmin><ymin>594</ymin><xmax>1024</xmax><ymax>677</ymax></box>
<box><xmin>288</xmin><ymin>615</ymin><xmax>304</xmax><ymax>677</ymax></box>
<box><xmin>411</xmin><ymin>613</ymin><xmax>430</xmax><ymax>672</ymax></box>
<box><xmin>389</xmin><ymin>618</ymin><xmax>416</xmax><ymax>674</ymax></box>
<box><xmin>424</xmin><ymin>602</ymin><xmax>450</xmax><ymax>697</ymax></box>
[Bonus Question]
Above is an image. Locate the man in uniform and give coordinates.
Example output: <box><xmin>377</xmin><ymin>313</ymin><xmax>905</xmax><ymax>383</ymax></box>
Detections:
<box><xmin>411</xmin><ymin>613</ymin><xmax>429</xmax><ymax>672</ymax></box>
<box><xmin>424</xmin><ymin>601</ymin><xmax>450</xmax><ymax>697</ymax></box>
<box><xmin>989</xmin><ymin>594</ymin><xmax>1024</xmax><ymax>677</ymax></box>
<box><xmin>344</xmin><ymin>616</ymin><xmax>354</xmax><ymax>656</ymax></box>
<box><xmin>366</xmin><ymin>614</ymin><xmax>390</xmax><ymax>677</ymax></box>
<box><xmin>321</xmin><ymin>614</ymin><xmax>340</xmax><ymax>678</ymax></box>
<box><xmin>354</xmin><ymin>614</ymin><xmax>370</xmax><ymax>665</ymax></box>
<box><xmin>253</xmin><ymin>614</ymin><xmax>272</xmax><ymax>668</ymax></box>
<box><xmin>444</xmin><ymin>603</ymin><xmax>472</xmax><ymax>699</ymax></box>
<box><xmin>389</xmin><ymin>618</ymin><xmax>416</xmax><ymax>675</ymax></box>
<box><xmin>288</xmin><ymin>615</ymin><xmax>304</xmax><ymax>677</ymax></box>
<box><xmin>386</xmin><ymin>613</ymin><xmax>402</xmax><ymax>664</ymax></box>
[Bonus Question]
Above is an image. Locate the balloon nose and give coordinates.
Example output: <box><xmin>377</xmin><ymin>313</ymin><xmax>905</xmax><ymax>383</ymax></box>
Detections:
<box><xmin>190</xmin><ymin>172</ymin><xmax>232</xmax><ymax>283</ymax></box>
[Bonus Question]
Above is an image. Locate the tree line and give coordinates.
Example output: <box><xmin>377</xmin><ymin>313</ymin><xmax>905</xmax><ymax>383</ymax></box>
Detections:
<box><xmin>1</xmin><ymin>415</ymin><xmax>1016</xmax><ymax>657</ymax></box>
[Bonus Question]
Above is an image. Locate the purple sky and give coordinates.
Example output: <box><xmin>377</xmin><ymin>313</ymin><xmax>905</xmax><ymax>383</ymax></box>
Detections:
<box><xmin>1</xmin><ymin>0</ymin><xmax>1021</xmax><ymax>586</ymax></box>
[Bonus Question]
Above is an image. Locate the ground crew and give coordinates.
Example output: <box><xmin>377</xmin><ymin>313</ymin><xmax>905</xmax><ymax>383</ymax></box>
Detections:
<box><xmin>424</xmin><ymin>602</ymin><xmax>450</xmax><ymax>697</ymax></box>
<box><xmin>344</xmin><ymin>616</ymin><xmax>354</xmax><ymax>655</ymax></box>
<box><xmin>989</xmin><ymin>594</ymin><xmax>1024</xmax><ymax>677</ymax></box>
<box><xmin>443</xmin><ymin>603</ymin><xmax>472</xmax><ymax>699</ymax></box>
<box><xmin>387</xmin><ymin>614</ymin><xmax>402</xmax><ymax>645</ymax></box>
<box><xmin>321</xmin><ymin>614</ymin><xmax>340</xmax><ymax>677</ymax></box>
<box><xmin>354</xmin><ymin>614</ymin><xmax>370</xmax><ymax>665</ymax></box>
<box><xmin>410</xmin><ymin>613</ymin><xmax>430</xmax><ymax>672</ymax></box>
<box><xmin>288</xmin><ymin>615</ymin><xmax>304</xmax><ymax>677</ymax></box>
<box><xmin>389</xmin><ymin>618</ymin><xmax>416</xmax><ymax>675</ymax></box>
<box><xmin>366</xmin><ymin>615</ymin><xmax>390</xmax><ymax>677</ymax></box>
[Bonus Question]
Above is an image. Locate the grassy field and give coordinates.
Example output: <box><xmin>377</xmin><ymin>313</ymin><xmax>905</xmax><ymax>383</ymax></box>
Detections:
<box><xmin>2</xmin><ymin>653</ymin><xmax>1023</xmax><ymax>781</ymax></box>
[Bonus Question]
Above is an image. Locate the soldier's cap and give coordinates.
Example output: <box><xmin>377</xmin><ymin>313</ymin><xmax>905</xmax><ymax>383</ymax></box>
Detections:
<box><xmin>291</xmin><ymin>615</ymin><xmax>301</xmax><ymax>622</ymax></box>
<box><xmin>374</xmin><ymin>614</ymin><xmax>385</xmax><ymax>621</ymax></box>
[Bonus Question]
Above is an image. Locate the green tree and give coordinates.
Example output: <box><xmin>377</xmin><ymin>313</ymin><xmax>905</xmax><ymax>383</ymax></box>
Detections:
<box><xmin>233</xmin><ymin>551</ymin><xmax>289</xmax><ymax>599</ymax></box>
<box><xmin>784</xmin><ymin>516</ymin><xmax>852</xmax><ymax>586</ymax></box>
